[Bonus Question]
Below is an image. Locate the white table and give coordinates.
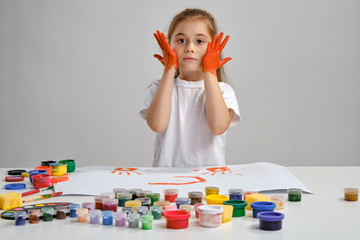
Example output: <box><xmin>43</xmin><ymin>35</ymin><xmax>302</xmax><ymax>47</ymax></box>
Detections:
<box><xmin>0</xmin><ymin>167</ymin><xmax>359</xmax><ymax>240</ymax></box>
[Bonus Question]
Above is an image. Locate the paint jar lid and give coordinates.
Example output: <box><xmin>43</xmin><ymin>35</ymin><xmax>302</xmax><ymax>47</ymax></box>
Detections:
<box><xmin>136</xmin><ymin>197</ymin><xmax>151</xmax><ymax>205</ymax></box>
<box><xmin>257</xmin><ymin>212</ymin><xmax>284</xmax><ymax>222</ymax></box>
<box><xmin>41</xmin><ymin>161</ymin><xmax>57</xmax><ymax>166</ymax></box>
<box><xmin>175</xmin><ymin>198</ymin><xmax>191</xmax><ymax>205</ymax></box>
<box><xmin>198</xmin><ymin>205</ymin><xmax>224</xmax><ymax>214</ymax></box>
<box><xmin>287</xmin><ymin>188</ymin><xmax>302</xmax><ymax>194</ymax></box>
<box><xmin>7</xmin><ymin>170</ymin><xmax>26</xmax><ymax>175</ymax></box>
<box><xmin>115</xmin><ymin>211</ymin><xmax>127</xmax><ymax>219</ymax></box>
<box><xmin>42</xmin><ymin>207</ymin><xmax>55</xmax><ymax>214</ymax></box>
<box><xmin>205</xmin><ymin>194</ymin><xmax>229</xmax><ymax>203</ymax></box>
<box><xmin>102</xmin><ymin>210</ymin><xmax>114</xmax><ymax>217</ymax></box>
<box><xmin>164</xmin><ymin>189</ymin><xmax>178</xmax><ymax>195</ymax></box>
<box><xmin>89</xmin><ymin>209</ymin><xmax>102</xmax><ymax>217</ymax></box>
<box><xmin>229</xmin><ymin>189</ymin><xmax>244</xmax><ymax>194</ymax></box>
<box><xmin>251</xmin><ymin>201</ymin><xmax>276</xmax><ymax>211</ymax></box>
<box><xmin>141</xmin><ymin>215</ymin><xmax>154</xmax><ymax>221</ymax></box>
<box><xmin>117</xmin><ymin>192</ymin><xmax>132</xmax><ymax>199</ymax></box>
<box><xmin>344</xmin><ymin>188</ymin><xmax>359</xmax><ymax>194</ymax></box>
<box><xmin>151</xmin><ymin>206</ymin><xmax>162</xmax><ymax>213</ymax></box>
<box><xmin>164</xmin><ymin>210</ymin><xmax>190</xmax><ymax>220</ymax></box>
<box><xmin>15</xmin><ymin>211</ymin><xmax>27</xmax><ymax>218</ymax></box>
<box><xmin>188</xmin><ymin>191</ymin><xmax>203</xmax><ymax>198</ymax></box>
<box><xmin>223</xmin><ymin>200</ymin><xmax>248</xmax><ymax>209</ymax></box>
<box><xmin>76</xmin><ymin>208</ymin><xmax>89</xmax><ymax>215</ymax></box>
<box><xmin>69</xmin><ymin>204</ymin><xmax>81</xmax><ymax>210</ymax></box>
<box><xmin>5</xmin><ymin>183</ymin><xmax>26</xmax><ymax>190</ymax></box>
<box><xmin>137</xmin><ymin>206</ymin><xmax>148</xmax><ymax>214</ymax></box>
<box><xmin>113</xmin><ymin>188</ymin><xmax>129</xmax><ymax>193</ymax></box>
<box><xmin>128</xmin><ymin>213</ymin><xmax>140</xmax><ymax>220</ymax></box>
<box><xmin>125</xmin><ymin>200</ymin><xmax>142</xmax><ymax>207</ymax></box>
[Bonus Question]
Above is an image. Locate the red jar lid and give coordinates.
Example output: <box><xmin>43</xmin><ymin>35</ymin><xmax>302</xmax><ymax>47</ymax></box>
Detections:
<box><xmin>164</xmin><ymin>210</ymin><xmax>190</xmax><ymax>229</ymax></box>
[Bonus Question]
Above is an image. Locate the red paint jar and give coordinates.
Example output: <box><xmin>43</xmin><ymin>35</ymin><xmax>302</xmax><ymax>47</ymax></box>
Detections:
<box><xmin>164</xmin><ymin>189</ymin><xmax>178</xmax><ymax>203</ymax></box>
<box><xmin>32</xmin><ymin>174</ymin><xmax>51</xmax><ymax>189</ymax></box>
<box><xmin>164</xmin><ymin>210</ymin><xmax>190</xmax><ymax>229</ymax></box>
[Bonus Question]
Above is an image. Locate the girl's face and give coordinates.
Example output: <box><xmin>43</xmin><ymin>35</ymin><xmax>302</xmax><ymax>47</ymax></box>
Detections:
<box><xmin>170</xmin><ymin>18</ymin><xmax>212</xmax><ymax>80</ymax></box>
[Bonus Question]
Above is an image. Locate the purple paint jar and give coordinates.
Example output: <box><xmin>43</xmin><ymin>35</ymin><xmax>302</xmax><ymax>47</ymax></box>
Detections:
<box><xmin>250</xmin><ymin>201</ymin><xmax>276</xmax><ymax>218</ymax></box>
<box><xmin>115</xmin><ymin>212</ymin><xmax>127</xmax><ymax>227</ymax></box>
<box><xmin>89</xmin><ymin>209</ymin><xmax>102</xmax><ymax>224</ymax></box>
<box><xmin>258</xmin><ymin>212</ymin><xmax>284</xmax><ymax>231</ymax></box>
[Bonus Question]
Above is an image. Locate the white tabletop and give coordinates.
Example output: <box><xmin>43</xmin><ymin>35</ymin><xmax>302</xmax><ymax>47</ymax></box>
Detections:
<box><xmin>0</xmin><ymin>166</ymin><xmax>359</xmax><ymax>240</ymax></box>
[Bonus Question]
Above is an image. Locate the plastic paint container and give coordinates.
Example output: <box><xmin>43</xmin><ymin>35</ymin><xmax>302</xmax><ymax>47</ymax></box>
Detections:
<box><xmin>55</xmin><ymin>206</ymin><xmax>67</xmax><ymax>220</ymax></box>
<box><xmin>141</xmin><ymin>215</ymin><xmax>154</xmax><ymax>230</ymax></box>
<box><xmin>15</xmin><ymin>211</ymin><xmax>27</xmax><ymax>226</ymax></box>
<box><xmin>223</xmin><ymin>200</ymin><xmax>247</xmax><ymax>217</ymax></box>
<box><xmin>194</xmin><ymin>203</ymin><xmax>205</xmax><ymax>218</ymax></box>
<box><xmin>42</xmin><ymin>208</ymin><xmax>55</xmax><ymax>221</ymax></box>
<box><xmin>69</xmin><ymin>204</ymin><xmax>80</xmax><ymax>218</ymax></box>
<box><xmin>125</xmin><ymin>200</ymin><xmax>142</xmax><ymax>211</ymax></box>
<box><xmin>136</xmin><ymin>198</ymin><xmax>151</xmax><ymax>209</ymax></box>
<box><xmin>270</xmin><ymin>195</ymin><xmax>286</xmax><ymax>210</ymax></box>
<box><xmin>51</xmin><ymin>163</ymin><xmax>67</xmax><ymax>176</ymax></box>
<box><xmin>115</xmin><ymin>212</ymin><xmax>127</xmax><ymax>227</ymax></box>
<box><xmin>154</xmin><ymin>200</ymin><xmax>170</xmax><ymax>211</ymax></box>
<box><xmin>59</xmin><ymin>159</ymin><xmax>76</xmax><ymax>173</ymax></box>
<box><xmin>245</xmin><ymin>193</ymin><xmax>269</xmax><ymax>210</ymax></box>
<box><xmin>129</xmin><ymin>188</ymin><xmax>142</xmax><ymax>200</ymax></box>
<box><xmin>117</xmin><ymin>192</ymin><xmax>132</xmax><ymax>207</ymax></box>
<box><xmin>89</xmin><ymin>209</ymin><xmax>102</xmax><ymax>224</ymax></box>
<box><xmin>146</xmin><ymin>193</ymin><xmax>160</xmax><ymax>206</ymax></box>
<box><xmin>113</xmin><ymin>188</ymin><xmax>129</xmax><ymax>193</ymax></box>
<box><xmin>102</xmin><ymin>199</ymin><xmax>118</xmax><ymax>212</ymax></box>
<box><xmin>179</xmin><ymin>204</ymin><xmax>192</xmax><ymax>213</ymax></box>
<box><xmin>251</xmin><ymin>202</ymin><xmax>276</xmax><ymax>218</ymax></box>
<box><xmin>102</xmin><ymin>211</ymin><xmax>114</xmax><ymax>226</ymax></box>
<box><xmin>32</xmin><ymin>174</ymin><xmax>51</xmax><ymax>189</ymax></box>
<box><xmin>344</xmin><ymin>188</ymin><xmax>359</xmax><ymax>201</ymax></box>
<box><xmin>205</xmin><ymin>194</ymin><xmax>229</xmax><ymax>205</ymax></box>
<box><xmin>197</xmin><ymin>205</ymin><xmax>224</xmax><ymax>227</ymax></box>
<box><xmin>76</xmin><ymin>208</ymin><xmax>89</xmax><ymax>223</ymax></box>
<box><xmin>220</xmin><ymin>204</ymin><xmax>233</xmax><ymax>223</ymax></box>
<box><xmin>100</xmin><ymin>192</ymin><xmax>115</xmax><ymax>199</ymax></box>
<box><xmin>164</xmin><ymin>210</ymin><xmax>191</xmax><ymax>229</ymax></box>
<box><xmin>243</xmin><ymin>191</ymin><xmax>257</xmax><ymax>200</ymax></box>
<box><xmin>137</xmin><ymin>190</ymin><xmax>152</xmax><ymax>198</ymax></box>
<box><xmin>35</xmin><ymin>166</ymin><xmax>52</xmax><ymax>176</ymax></box>
<box><xmin>41</xmin><ymin>160</ymin><xmax>57</xmax><ymax>166</ymax></box>
<box><xmin>128</xmin><ymin>213</ymin><xmax>140</xmax><ymax>228</ymax></box>
<box><xmin>205</xmin><ymin>186</ymin><xmax>219</xmax><ymax>196</ymax></box>
<box><xmin>29</xmin><ymin>170</ymin><xmax>48</xmax><ymax>184</ymax></box>
<box><xmin>151</xmin><ymin>206</ymin><xmax>162</xmax><ymax>220</ymax></box>
<box><xmin>188</xmin><ymin>191</ymin><xmax>203</xmax><ymax>205</ymax></box>
<box><xmin>82</xmin><ymin>202</ymin><xmax>94</xmax><ymax>211</ymax></box>
<box><xmin>94</xmin><ymin>195</ymin><xmax>109</xmax><ymax>210</ymax></box>
<box><xmin>122</xmin><ymin>207</ymin><xmax>134</xmax><ymax>215</ymax></box>
<box><xmin>164</xmin><ymin>189</ymin><xmax>178</xmax><ymax>202</ymax></box>
<box><xmin>229</xmin><ymin>189</ymin><xmax>243</xmax><ymax>200</ymax></box>
<box><xmin>175</xmin><ymin>198</ymin><xmax>191</xmax><ymax>209</ymax></box>
<box><xmin>288</xmin><ymin>188</ymin><xmax>302</xmax><ymax>202</ymax></box>
<box><xmin>258</xmin><ymin>212</ymin><xmax>285</xmax><ymax>231</ymax></box>
<box><xmin>29</xmin><ymin>209</ymin><xmax>41</xmax><ymax>224</ymax></box>
<box><xmin>137</xmin><ymin>206</ymin><xmax>149</xmax><ymax>216</ymax></box>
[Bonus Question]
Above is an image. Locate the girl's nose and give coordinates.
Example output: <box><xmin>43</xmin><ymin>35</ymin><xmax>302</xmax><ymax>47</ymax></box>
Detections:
<box><xmin>184</xmin><ymin>43</ymin><xmax>195</xmax><ymax>53</ymax></box>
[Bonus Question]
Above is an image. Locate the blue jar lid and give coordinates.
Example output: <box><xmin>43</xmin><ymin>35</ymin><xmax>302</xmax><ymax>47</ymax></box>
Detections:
<box><xmin>251</xmin><ymin>201</ymin><xmax>276</xmax><ymax>210</ymax></box>
<box><xmin>5</xmin><ymin>183</ymin><xmax>26</xmax><ymax>190</ymax></box>
<box><xmin>257</xmin><ymin>212</ymin><xmax>284</xmax><ymax>221</ymax></box>
<box><xmin>102</xmin><ymin>211</ymin><xmax>114</xmax><ymax>217</ymax></box>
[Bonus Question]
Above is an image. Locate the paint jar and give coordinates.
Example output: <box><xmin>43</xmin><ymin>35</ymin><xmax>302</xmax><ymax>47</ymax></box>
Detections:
<box><xmin>205</xmin><ymin>186</ymin><xmax>219</xmax><ymax>196</ymax></box>
<box><xmin>188</xmin><ymin>191</ymin><xmax>203</xmax><ymax>205</ymax></box>
<box><xmin>122</xmin><ymin>207</ymin><xmax>134</xmax><ymax>216</ymax></box>
<box><xmin>113</xmin><ymin>188</ymin><xmax>129</xmax><ymax>194</ymax></box>
<box><xmin>29</xmin><ymin>209</ymin><xmax>41</xmax><ymax>224</ymax></box>
<box><xmin>89</xmin><ymin>209</ymin><xmax>102</xmax><ymax>224</ymax></box>
<box><xmin>69</xmin><ymin>204</ymin><xmax>80</xmax><ymax>218</ymax></box>
<box><xmin>129</xmin><ymin>188</ymin><xmax>142</xmax><ymax>200</ymax></box>
<box><xmin>29</xmin><ymin>170</ymin><xmax>48</xmax><ymax>184</ymax></box>
<box><xmin>288</xmin><ymin>188</ymin><xmax>302</xmax><ymax>202</ymax></box>
<box><xmin>251</xmin><ymin>201</ymin><xmax>276</xmax><ymax>218</ymax></box>
<box><xmin>35</xmin><ymin>166</ymin><xmax>52</xmax><ymax>176</ymax></box>
<box><xmin>223</xmin><ymin>200</ymin><xmax>247</xmax><ymax>217</ymax></box>
<box><xmin>175</xmin><ymin>198</ymin><xmax>191</xmax><ymax>209</ymax></box>
<box><xmin>164</xmin><ymin>189</ymin><xmax>178</xmax><ymax>202</ymax></box>
<box><xmin>128</xmin><ymin>213</ymin><xmax>140</xmax><ymax>228</ymax></box>
<box><xmin>151</xmin><ymin>206</ymin><xmax>162</xmax><ymax>220</ymax></box>
<box><xmin>179</xmin><ymin>205</ymin><xmax>192</xmax><ymax>213</ymax></box>
<box><xmin>32</xmin><ymin>174</ymin><xmax>51</xmax><ymax>189</ymax></box>
<box><xmin>164</xmin><ymin>210</ymin><xmax>191</xmax><ymax>229</ymax></box>
<box><xmin>51</xmin><ymin>163</ymin><xmax>67</xmax><ymax>176</ymax></box>
<box><xmin>344</xmin><ymin>188</ymin><xmax>359</xmax><ymax>201</ymax></box>
<box><xmin>55</xmin><ymin>206</ymin><xmax>67</xmax><ymax>220</ymax></box>
<box><xmin>115</xmin><ymin>212</ymin><xmax>127</xmax><ymax>227</ymax></box>
<box><xmin>94</xmin><ymin>195</ymin><xmax>109</xmax><ymax>210</ymax></box>
<box><xmin>245</xmin><ymin>193</ymin><xmax>269</xmax><ymax>210</ymax></box>
<box><xmin>137</xmin><ymin>190</ymin><xmax>152</xmax><ymax>198</ymax></box>
<box><xmin>194</xmin><ymin>203</ymin><xmax>205</xmax><ymax>218</ymax></box>
<box><xmin>229</xmin><ymin>189</ymin><xmax>243</xmax><ymax>200</ymax></box>
<box><xmin>146</xmin><ymin>193</ymin><xmax>160</xmax><ymax>206</ymax></box>
<box><xmin>164</xmin><ymin>205</ymin><xmax>177</xmax><ymax>212</ymax></box>
<box><xmin>205</xmin><ymin>194</ymin><xmax>229</xmax><ymax>205</ymax></box>
<box><xmin>102</xmin><ymin>211</ymin><xmax>114</xmax><ymax>226</ymax></box>
<box><xmin>59</xmin><ymin>159</ymin><xmax>76</xmax><ymax>173</ymax></box>
<box><xmin>137</xmin><ymin>206</ymin><xmax>148</xmax><ymax>216</ymax></box>
<box><xmin>117</xmin><ymin>192</ymin><xmax>132</xmax><ymax>207</ymax></box>
<box><xmin>270</xmin><ymin>195</ymin><xmax>286</xmax><ymax>210</ymax></box>
<box><xmin>243</xmin><ymin>191</ymin><xmax>257</xmax><ymax>200</ymax></box>
<box><xmin>100</xmin><ymin>192</ymin><xmax>115</xmax><ymax>199</ymax></box>
<box><xmin>154</xmin><ymin>200</ymin><xmax>170</xmax><ymax>211</ymax></box>
<box><xmin>197</xmin><ymin>205</ymin><xmax>224</xmax><ymax>228</ymax></box>
<box><xmin>15</xmin><ymin>211</ymin><xmax>27</xmax><ymax>226</ymax></box>
<box><xmin>125</xmin><ymin>200</ymin><xmax>142</xmax><ymax>211</ymax></box>
<box><xmin>42</xmin><ymin>207</ymin><xmax>55</xmax><ymax>222</ymax></box>
<box><xmin>136</xmin><ymin>198</ymin><xmax>151</xmax><ymax>209</ymax></box>
<box><xmin>220</xmin><ymin>204</ymin><xmax>233</xmax><ymax>223</ymax></box>
<box><xmin>76</xmin><ymin>208</ymin><xmax>89</xmax><ymax>223</ymax></box>
<box><xmin>258</xmin><ymin>212</ymin><xmax>285</xmax><ymax>231</ymax></box>
<box><xmin>41</xmin><ymin>160</ymin><xmax>57</xmax><ymax>166</ymax></box>
<box><xmin>141</xmin><ymin>215</ymin><xmax>154</xmax><ymax>230</ymax></box>
<box><xmin>102</xmin><ymin>199</ymin><xmax>118</xmax><ymax>212</ymax></box>
<box><xmin>82</xmin><ymin>202</ymin><xmax>94</xmax><ymax>211</ymax></box>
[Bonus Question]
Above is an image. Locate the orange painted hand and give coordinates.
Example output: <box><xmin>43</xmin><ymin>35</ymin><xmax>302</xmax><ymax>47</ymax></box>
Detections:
<box><xmin>202</xmin><ymin>32</ymin><xmax>232</xmax><ymax>76</ymax></box>
<box><xmin>153</xmin><ymin>30</ymin><xmax>177</xmax><ymax>72</ymax></box>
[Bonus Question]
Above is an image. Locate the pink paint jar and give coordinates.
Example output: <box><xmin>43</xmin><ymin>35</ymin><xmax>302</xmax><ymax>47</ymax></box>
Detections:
<box><xmin>164</xmin><ymin>189</ymin><xmax>178</xmax><ymax>202</ymax></box>
<box><xmin>198</xmin><ymin>205</ymin><xmax>224</xmax><ymax>227</ymax></box>
<box><xmin>102</xmin><ymin>199</ymin><xmax>118</xmax><ymax>212</ymax></box>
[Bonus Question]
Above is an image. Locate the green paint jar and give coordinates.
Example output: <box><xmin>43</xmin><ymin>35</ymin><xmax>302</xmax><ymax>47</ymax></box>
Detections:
<box><xmin>150</xmin><ymin>206</ymin><xmax>162</xmax><ymax>220</ymax></box>
<box><xmin>288</xmin><ymin>188</ymin><xmax>302</xmax><ymax>202</ymax></box>
<box><xmin>141</xmin><ymin>215</ymin><xmax>154</xmax><ymax>230</ymax></box>
<box><xmin>223</xmin><ymin>200</ymin><xmax>247</xmax><ymax>217</ymax></box>
<box><xmin>117</xmin><ymin>192</ymin><xmax>132</xmax><ymax>207</ymax></box>
<box><xmin>42</xmin><ymin>207</ymin><xmax>55</xmax><ymax>222</ymax></box>
<box><xmin>59</xmin><ymin>159</ymin><xmax>76</xmax><ymax>173</ymax></box>
<box><xmin>146</xmin><ymin>193</ymin><xmax>160</xmax><ymax>206</ymax></box>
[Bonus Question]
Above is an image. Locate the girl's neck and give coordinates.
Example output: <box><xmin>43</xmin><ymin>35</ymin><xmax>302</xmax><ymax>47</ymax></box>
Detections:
<box><xmin>179</xmin><ymin>70</ymin><xmax>204</xmax><ymax>82</ymax></box>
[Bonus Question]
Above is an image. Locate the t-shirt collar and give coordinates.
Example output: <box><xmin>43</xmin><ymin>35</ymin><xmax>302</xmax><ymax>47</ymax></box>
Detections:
<box><xmin>175</xmin><ymin>77</ymin><xmax>204</xmax><ymax>88</ymax></box>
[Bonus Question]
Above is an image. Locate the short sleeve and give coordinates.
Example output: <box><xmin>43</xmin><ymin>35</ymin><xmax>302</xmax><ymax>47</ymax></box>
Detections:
<box><xmin>219</xmin><ymin>83</ymin><xmax>241</xmax><ymax>127</ymax></box>
<box><xmin>139</xmin><ymin>81</ymin><xmax>160</xmax><ymax>119</ymax></box>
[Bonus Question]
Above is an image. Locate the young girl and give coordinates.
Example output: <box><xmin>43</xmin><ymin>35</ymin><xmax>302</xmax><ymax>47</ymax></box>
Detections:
<box><xmin>139</xmin><ymin>8</ymin><xmax>240</xmax><ymax>167</ymax></box>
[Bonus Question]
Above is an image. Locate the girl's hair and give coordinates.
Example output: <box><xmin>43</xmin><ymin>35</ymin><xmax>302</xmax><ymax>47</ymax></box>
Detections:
<box><xmin>167</xmin><ymin>8</ymin><xmax>228</xmax><ymax>83</ymax></box>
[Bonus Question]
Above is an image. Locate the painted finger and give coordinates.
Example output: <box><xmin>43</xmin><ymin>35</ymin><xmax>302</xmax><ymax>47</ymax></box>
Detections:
<box><xmin>215</xmin><ymin>32</ymin><xmax>224</xmax><ymax>49</ymax></box>
<box><xmin>219</xmin><ymin>57</ymin><xmax>232</xmax><ymax>67</ymax></box>
<box><xmin>154</xmin><ymin>31</ymin><xmax>165</xmax><ymax>50</ymax></box>
<box><xmin>210</xmin><ymin>34</ymin><xmax>217</xmax><ymax>49</ymax></box>
<box><xmin>219</xmin><ymin>35</ymin><xmax>230</xmax><ymax>52</ymax></box>
<box><xmin>153</xmin><ymin>54</ymin><xmax>165</xmax><ymax>66</ymax></box>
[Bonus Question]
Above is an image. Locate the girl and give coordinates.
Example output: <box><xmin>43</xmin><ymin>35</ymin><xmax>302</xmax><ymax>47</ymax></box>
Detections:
<box><xmin>139</xmin><ymin>8</ymin><xmax>240</xmax><ymax>167</ymax></box>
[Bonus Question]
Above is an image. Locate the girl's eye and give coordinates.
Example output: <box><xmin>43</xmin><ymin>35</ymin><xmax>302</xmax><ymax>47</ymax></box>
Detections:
<box><xmin>177</xmin><ymin>39</ymin><xmax>185</xmax><ymax>44</ymax></box>
<box><xmin>197</xmin><ymin>40</ymin><xmax>205</xmax><ymax>44</ymax></box>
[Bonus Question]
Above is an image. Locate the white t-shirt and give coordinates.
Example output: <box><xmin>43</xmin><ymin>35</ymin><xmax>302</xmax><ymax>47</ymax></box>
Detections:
<box><xmin>139</xmin><ymin>77</ymin><xmax>240</xmax><ymax>167</ymax></box>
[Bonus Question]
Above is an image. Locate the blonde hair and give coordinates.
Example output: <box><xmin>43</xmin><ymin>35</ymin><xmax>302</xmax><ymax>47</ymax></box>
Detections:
<box><xmin>167</xmin><ymin>8</ymin><xmax>228</xmax><ymax>83</ymax></box>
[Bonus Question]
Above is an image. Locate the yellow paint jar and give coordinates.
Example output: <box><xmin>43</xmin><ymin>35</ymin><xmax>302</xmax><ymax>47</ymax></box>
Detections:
<box><xmin>51</xmin><ymin>163</ymin><xmax>67</xmax><ymax>176</ymax></box>
<box><xmin>205</xmin><ymin>186</ymin><xmax>219</xmax><ymax>196</ymax></box>
<box><xmin>219</xmin><ymin>204</ymin><xmax>233</xmax><ymax>223</ymax></box>
<box><xmin>205</xmin><ymin>194</ymin><xmax>229</xmax><ymax>205</ymax></box>
<box><xmin>344</xmin><ymin>188</ymin><xmax>359</xmax><ymax>201</ymax></box>
<box><xmin>125</xmin><ymin>200</ymin><xmax>142</xmax><ymax>211</ymax></box>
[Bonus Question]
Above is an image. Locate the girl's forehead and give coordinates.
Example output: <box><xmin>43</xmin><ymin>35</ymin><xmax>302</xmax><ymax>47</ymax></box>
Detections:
<box><xmin>172</xmin><ymin>18</ymin><xmax>211</xmax><ymax>38</ymax></box>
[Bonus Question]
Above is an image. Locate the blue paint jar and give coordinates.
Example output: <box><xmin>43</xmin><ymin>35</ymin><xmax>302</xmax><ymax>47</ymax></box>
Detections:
<box><xmin>258</xmin><ymin>212</ymin><xmax>284</xmax><ymax>231</ymax></box>
<box><xmin>69</xmin><ymin>204</ymin><xmax>80</xmax><ymax>218</ymax></box>
<box><xmin>102</xmin><ymin>211</ymin><xmax>114</xmax><ymax>225</ymax></box>
<box><xmin>14</xmin><ymin>211</ymin><xmax>27</xmax><ymax>226</ymax></box>
<box><xmin>29</xmin><ymin>170</ymin><xmax>48</xmax><ymax>184</ymax></box>
<box><xmin>250</xmin><ymin>201</ymin><xmax>276</xmax><ymax>218</ymax></box>
<box><xmin>229</xmin><ymin>189</ymin><xmax>243</xmax><ymax>200</ymax></box>
<box><xmin>175</xmin><ymin>198</ymin><xmax>191</xmax><ymax>209</ymax></box>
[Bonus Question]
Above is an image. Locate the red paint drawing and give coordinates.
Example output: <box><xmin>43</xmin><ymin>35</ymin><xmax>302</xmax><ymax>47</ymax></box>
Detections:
<box><xmin>148</xmin><ymin>176</ymin><xmax>206</xmax><ymax>185</ymax></box>
<box><xmin>202</xmin><ymin>167</ymin><xmax>232</xmax><ymax>175</ymax></box>
<box><xmin>111</xmin><ymin>168</ymin><xmax>143</xmax><ymax>175</ymax></box>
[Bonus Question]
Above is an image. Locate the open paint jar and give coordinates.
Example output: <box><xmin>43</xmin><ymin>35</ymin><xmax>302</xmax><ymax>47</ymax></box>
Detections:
<box><xmin>288</xmin><ymin>188</ymin><xmax>302</xmax><ymax>202</ymax></box>
<box><xmin>258</xmin><ymin>212</ymin><xmax>285</xmax><ymax>231</ymax></box>
<box><xmin>344</xmin><ymin>188</ymin><xmax>359</xmax><ymax>201</ymax></box>
<box><xmin>164</xmin><ymin>210</ymin><xmax>191</xmax><ymax>229</ymax></box>
<box><xmin>270</xmin><ymin>195</ymin><xmax>286</xmax><ymax>210</ymax></box>
<box><xmin>197</xmin><ymin>205</ymin><xmax>224</xmax><ymax>227</ymax></box>
<box><xmin>223</xmin><ymin>200</ymin><xmax>247</xmax><ymax>217</ymax></box>
<box><xmin>251</xmin><ymin>202</ymin><xmax>276</xmax><ymax>218</ymax></box>
<box><xmin>59</xmin><ymin>159</ymin><xmax>76</xmax><ymax>173</ymax></box>
<box><xmin>188</xmin><ymin>191</ymin><xmax>203</xmax><ymax>205</ymax></box>
<box><xmin>205</xmin><ymin>194</ymin><xmax>229</xmax><ymax>205</ymax></box>
<box><xmin>164</xmin><ymin>189</ymin><xmax>178</xmax><ymax>202</ymax></box>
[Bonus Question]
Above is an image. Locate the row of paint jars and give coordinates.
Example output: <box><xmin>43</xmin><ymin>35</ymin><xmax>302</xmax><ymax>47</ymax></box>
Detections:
<box><xmin>14</xmin><ymin>206</ymin><xmax>70</xmax><ymax>225</ymax></box>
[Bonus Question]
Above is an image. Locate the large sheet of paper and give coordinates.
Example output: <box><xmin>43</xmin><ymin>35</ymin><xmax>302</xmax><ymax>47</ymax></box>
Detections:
<box><xmin>55</xmin><ymin>162</ymin><xmax>312</xmax><ymax>195</ymax></box>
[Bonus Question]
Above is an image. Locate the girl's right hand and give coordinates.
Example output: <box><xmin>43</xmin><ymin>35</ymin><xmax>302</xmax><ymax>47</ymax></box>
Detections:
<box><xmin>153</xmin><ymin>30</ymin><xmax>177</xmax><ymax>72</ymax></box>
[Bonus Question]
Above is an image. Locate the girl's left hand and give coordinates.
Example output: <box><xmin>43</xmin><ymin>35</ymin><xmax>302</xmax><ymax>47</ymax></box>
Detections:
<box><xmin>202</xmin><ymin>32</ymin><xmax>232</xmax><ymax>76</ymax></box>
